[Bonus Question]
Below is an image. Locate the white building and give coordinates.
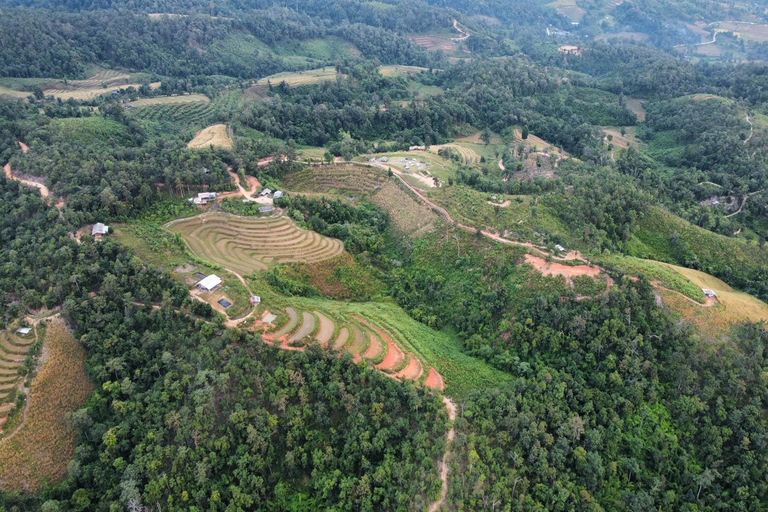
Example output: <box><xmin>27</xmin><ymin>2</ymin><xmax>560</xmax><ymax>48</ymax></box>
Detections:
<box><xmin>197</xmin><ymin>275</ymin><xmax>222</xmax><ymax>292</ymax></box>
<box><xmin>92</xmin><ymin>223</ymin><xmax>109</xmax><ymax>237</ymax></box>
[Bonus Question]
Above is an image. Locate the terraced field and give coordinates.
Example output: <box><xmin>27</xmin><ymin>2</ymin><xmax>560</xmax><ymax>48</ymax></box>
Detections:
<box><xmin>283</xmin><ymin>164</ymin><xmax>388</xmax><ymax>195</ymax></box>
<box><xmin>167</xmin><ymin>213</ymin><xmax>344</xmax><ymax>275</ymax></box>
<box><xmin>131</xmin><ymin>101</ymin><xmax>216</xmax><ymax>124</ymax></box>
<box><xmin>129</xmin><ymin>94</ymin><xmax>210</xmax><ymax>107</ymax></box>
<box><xmin>263</xmin><ymin>307</ymin><xmax>430</xmax><ymax>388</ymax></box>
<box><xmin>0</xmin><ymin>329</ymin><xmax>36</xmax><ymax>428</ymax></box>
<box><xmin>429</xmin><ymin>143</ymin><xmax>481</xmax><ymax>164</ymax></box>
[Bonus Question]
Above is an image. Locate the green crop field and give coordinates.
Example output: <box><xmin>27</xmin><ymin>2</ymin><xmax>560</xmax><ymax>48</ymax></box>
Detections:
<box><xmin>55</xmin><ymin>116</ymin><xmax>131</xmax><ymax>145</ymax></box>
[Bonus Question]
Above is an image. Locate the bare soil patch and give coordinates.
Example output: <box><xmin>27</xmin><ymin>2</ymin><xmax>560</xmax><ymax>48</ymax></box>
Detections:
<box><xmin>524</xmin><ymin>254</ymin><xmax>601</xmax><ymax>281</ymax></box>
<box><xmin>424</xmin><ymin>367</ymin><xmax>445</xmax><ymax>391</ymax></box>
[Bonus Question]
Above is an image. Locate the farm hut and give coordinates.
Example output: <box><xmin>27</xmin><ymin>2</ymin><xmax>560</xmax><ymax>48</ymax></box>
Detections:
<box><xmin>15</xmin><ymin>327</ymin><xmax>31</xmax><ymax>335</ymax></box>
<box><xmin>259</xmin><ymin>206</ymin><xmax>274</xmax><ymax>213</ymax></box>
<box><xmin>379</xmin><ymin>157</ymin><xmax>388</xmax><ymax>163</ymax></box>
<box><xmin>555</xmin><ymin>244</ymin><xmax>565</xmax><ymax>252</ymax></box>
<box><xmin>260</xmin><ymin>188</ymin><xmax>273</xmax><ymax>197</ymax></box>
<box><xmin>197</xmin><ymin>274</ymin><xmax>222</xmax><ymax>292</ymax></box>
<box><xmin>92</xmin><ymin>223</ymin><xmax>109</xmax><ymax>238</ymax></box>
<box><xmin>273</xmin><ymin>191</ymin><xmax>284</xmax><ymax>199</ymax></box>
<box><xmin>191</xmin><ymin>192</ymin><xmax>217</xmax><ymax>205</ymax></box>
<box><xmin>702</xmin><ymin>289</ymin><xmax>717</xmax><ymax>298</ymax></box>
<box><xmin>409</xmin><ymin>145</ymin><xmax>426</xmax><ymax>151</ymax></box>
<box><xmin>250</xmin><ymin>296</ymin><xmax>261</xmax><ymax>304</ymax></box>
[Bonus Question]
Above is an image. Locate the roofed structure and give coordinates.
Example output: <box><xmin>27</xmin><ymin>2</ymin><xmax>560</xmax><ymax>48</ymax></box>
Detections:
<box><xmin>92</xmin><ymin>223</ymin><xmax>109</xmax><ymax>236</ymax></box>
<box><xmin>197</xmin><ymin>274</ymin><xmax>222</xmax><ymax>292</ymax></box>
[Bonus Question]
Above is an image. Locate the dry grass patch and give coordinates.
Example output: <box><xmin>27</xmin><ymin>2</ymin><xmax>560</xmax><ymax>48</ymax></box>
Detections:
<box><xmin>45</xmin><ymin>84</ymin><xmax>142</xmax><ymax>101</ymax></box>
<box><xmin>719</xmin><ymin>22</ymin><xmax>768</xmax><ymax>42</ymax></box>
<box><xmin>0</xmin><ymin>86</ymin><xmax>30</xmax><ymax>99</ymax></box>
<box><xmin>659</xmin><ymin>263</ymin><xmax>768</xmax><ymax>339</ymax></box>
<box><xmin>0</xmin><ymin>320</ymin><xmax>92</xmax><ymax>492</ymax></box>
<box><xmin>379</xmin><ymin>65</ymin><xmax>429</xmax><ymax>77</ymax></box>
<box><xmin>255</xmin><ymin>67</ymin><xmax>341</xmax><ymax>87</ymax></box>
<box><xmin>625</xmin><ymin>98</ymin><xmax>646</xmax><ymax>122</ymax></box>
<box><xmin>371</xmin><ymin>181</ymin><xmax>437</xmax><ymax>236</ymax></box>
<box><xmin>188</xmin><ymin>124</ymin><xmax>233</xmax><ymax>149</ymax></box>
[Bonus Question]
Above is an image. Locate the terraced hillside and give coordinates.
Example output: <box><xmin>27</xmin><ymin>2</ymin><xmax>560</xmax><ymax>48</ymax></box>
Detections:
<box><xmin>167</xmin><ymin>213</ymin><xmax>344</xmax><ymax>275</ymax></box>
<box><xmin>283</xmin><ymin>164</ymin><xmax>388</xmax><ymax>195</ymax></box>
<box><xmin>263</xmin><ymin>307</ymin><xmax>428</xmax><ymax>388</ymax></box>
<box><xmin>0</xmin><ymin>328</ymin><xmax>36</xmax><ymax>429</ymax></box>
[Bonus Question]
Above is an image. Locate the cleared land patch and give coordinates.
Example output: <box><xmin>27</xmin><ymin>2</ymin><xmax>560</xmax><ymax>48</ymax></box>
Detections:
<box><xmin>255</xmin><ymin>67</ymin><xmax>341</xmax><ymax>87</ymax></box>
<box><xmin>370</xmin><ymin>181</ymin><xmax>438</xmax><ymax>237</ymax></box>
<box><xmin>187</xmin><ymin>124</ymin><xmax>233</xmax><ymax>149</ymax></box>
<box><xmin>167</xmin><ymin>213</ymin><xmax>344</xmax><ymax>275</ymax></box>
<box><xmin>379</xmin><ymin>65</ymin><xmax>429</xmax><ymax>77</ymax></box>
<box><xmin>0</xmin><ymin>320</ymin><xmax>92</xmax><ymax>492</ymax></box>
<box><xmin>659</xmin><ymin>262</ymin><xmax>768</xmax><ymax>338</ymax></box>
<box><xmin>718</xmin><ymin>22</ymin><xmax>768</xmax><ymax>42</ymax></box>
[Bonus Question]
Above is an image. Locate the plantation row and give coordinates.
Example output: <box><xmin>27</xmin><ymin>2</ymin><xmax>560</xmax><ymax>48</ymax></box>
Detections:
<box><xmin>263</xmin><ymin>307</ymin><xmax>431</xmax><ymax>387</ymax></box>
<box><xmin>131</xmin><ymin>101</ymin><xmax>216</xmax><ymax>124</ymax></box>
<box><xmin>0</xmin><ymin>329</ymin><xmax>36</xmax><ymax>427</ymax></box>
<box><xmin>168</xmin><ymin>214</ymin><xmax>344</xmax><ymax>275</ymax></box>
<box><xmin>283</xmin><ymin>164</ymin><xmax>388</xmax><ymax>195</ymax></box>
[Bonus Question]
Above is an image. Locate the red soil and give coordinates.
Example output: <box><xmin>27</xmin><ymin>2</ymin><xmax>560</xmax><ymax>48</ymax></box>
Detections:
<box><xmin>424</xmin><ymin>367</ymin><xmax>445</xmax><ymax>391</ymax></box>
<box><xmin>394</xmin><ymin>354</ymin><xmax>424</xmax><ymax>381</ymax></box>
<box><xmin>524</xmin><ymin>254</ymin><xmax>601</xmax><ymax>280</ymax></box>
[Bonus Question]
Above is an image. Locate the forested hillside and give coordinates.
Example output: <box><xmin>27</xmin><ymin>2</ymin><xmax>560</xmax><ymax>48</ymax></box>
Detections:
<box><xmin>2</xmin><ymin>0</ymin><xmax>768</xmax><ymax>510</ymax></box>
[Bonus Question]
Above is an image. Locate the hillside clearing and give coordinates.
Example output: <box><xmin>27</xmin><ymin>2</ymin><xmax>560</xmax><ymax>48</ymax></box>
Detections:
<box><xmin>255</xmin><ymin>67</ymin><xmax>341</xmax><ymax>87</ymax></box>
<box><xmin>659</xmin><ymin>263</ymin><xmax>768</xmax><ymax>338</ymax></box>
<box><xmin>0</xmin><ymin>320</ymin><xmax>92</xmax><ymax>492</ymax></box>
<box><xmin>187</xmin><ymin>124</ymin><xmax>233</xmax><ymax>149</ymax></box>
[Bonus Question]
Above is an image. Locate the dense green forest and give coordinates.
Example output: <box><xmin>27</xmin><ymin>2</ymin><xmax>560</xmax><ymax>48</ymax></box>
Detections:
<box><xmin>3</xmin><ymin>0</ymin><xmax>768</xmax><ymax>510</ymax></box>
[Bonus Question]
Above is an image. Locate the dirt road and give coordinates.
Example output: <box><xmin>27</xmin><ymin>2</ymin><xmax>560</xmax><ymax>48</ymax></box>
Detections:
<box><xmin>4</xmin><ymin>163</ymin><xmax>50</xmax><ymax>198</ymax></box>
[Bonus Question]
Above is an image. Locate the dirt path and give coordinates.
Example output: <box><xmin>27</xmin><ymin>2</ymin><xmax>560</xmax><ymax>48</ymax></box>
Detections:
<box><xmin>226</xmin><ymin>168</ymin><xmax>262</xmax><ymax>200</ymax></box>
<box><xmin>359</xmin><ymin>162</ymin><xmax>721</xmax><ymax>310</ymax></box>
<box><xmin>4</xmin><ymin>163</ymin><xmax>50</xmax><ymax>198</ymax></box>
<box><xmin>744</xmin><ymin>113</ymin><xmax>753</xmax><ymax>144</ymax></box>
<box><xmin>17</xmin><ymin>141</ymin><xmax>28</xmax><ymax>153</ymax></box>
<box><xmin>724</xmin><ymin>189</ymin><xmax>764</xmax><ymax>218</ymax></box>
<box><xmin>487</xmin><ymin>200</ymin><xmax>511</xmax><ymax>208</ymax></box>
<box><xmin>674</xmin><ymin>30</ymin><xmax>718</xmax><ymax>48</ymax></box>
<box><xmin>699</xmin><ymin>181</ymin><xmax>722</xmax><ymax>188</ymax></box>
<box><xmin>428</xmin><ymin>397</ymin><xmax>457</xmax><ymax>512</ymax></box>
<box><xmin>498</xmin><ymin>159</ymin><xmax>505</xmax><ymax>171</ymax></box>
<box><xmin>452</xmin><ymin>18</ymin><xmax>470</xmax><ymax>41</ymax></box>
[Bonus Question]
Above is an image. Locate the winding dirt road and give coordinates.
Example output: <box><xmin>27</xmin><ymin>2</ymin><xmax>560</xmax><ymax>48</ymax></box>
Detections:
<box><xmin>4</xmin><ymin>163</ymin><xmax>50</xmax><ymax>198</ymax></box>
